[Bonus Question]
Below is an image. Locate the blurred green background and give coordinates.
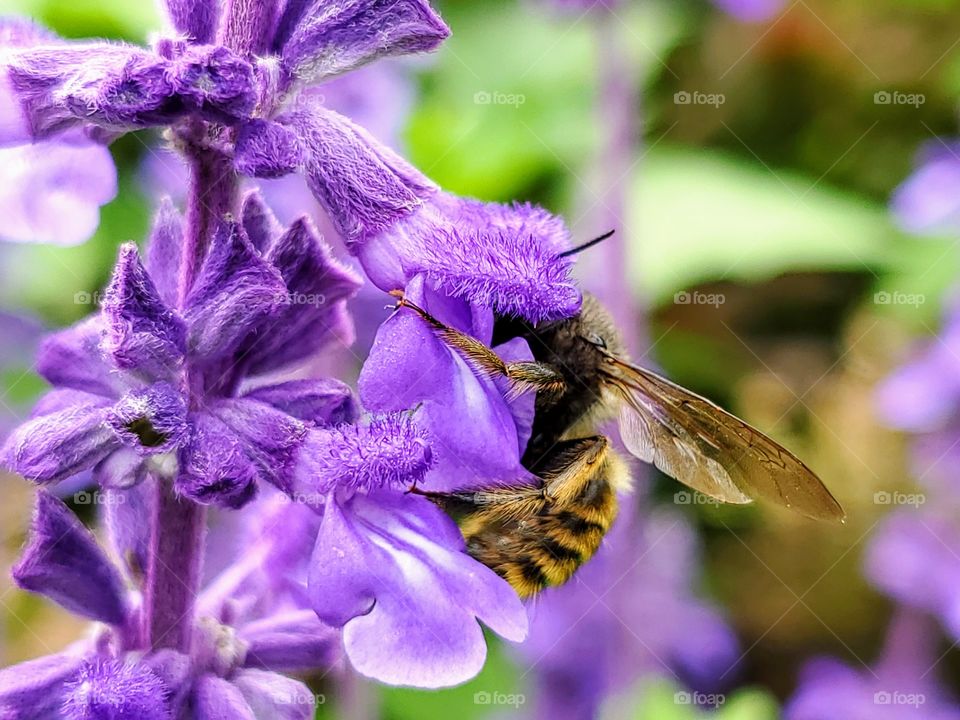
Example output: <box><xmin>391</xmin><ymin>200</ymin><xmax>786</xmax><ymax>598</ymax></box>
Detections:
<box><xmin>2</xmin><ymin>0</ymin><xmax>960</xmax><ymax>718</ymax></box>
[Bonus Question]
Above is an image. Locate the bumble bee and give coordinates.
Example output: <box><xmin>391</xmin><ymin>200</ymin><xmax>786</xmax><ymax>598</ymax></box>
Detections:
<box><xmin>397</xmin><ymin>286</ymin><xmax>844</xmax><ymax>598</ymax></box>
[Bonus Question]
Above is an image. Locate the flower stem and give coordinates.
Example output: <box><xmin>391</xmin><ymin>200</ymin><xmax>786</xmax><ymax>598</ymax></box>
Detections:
<box><xmin>220</xmin><ymin>0</ymin><xmax>280</xmax><ymax>56</ymax></box>
<box><xmin>145</xmin><ymin>477</ymin><xmax>207</xmax><ymax>652</ymax></box>
<box><xmin>178</xmin><ymin>142</ymin><xmax>237</xmax><ymax>307</ymax></box>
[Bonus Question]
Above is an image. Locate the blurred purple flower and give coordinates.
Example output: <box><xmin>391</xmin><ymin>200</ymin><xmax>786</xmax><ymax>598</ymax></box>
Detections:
<box><xmin>0</xmin><ymin>19</ymin><xmax>116</xmax><ymax>245</ymax></box>
<box><xmin>710</xmin><ymin>0</ymin><xmax>785</xmax><ymax>22</ymax></box>
<box><xmin>892</xmin><ymin>141</ymin><xmax>960</xmax><ymax>236</ymax></box>
<box><xmin>516</xmin><ymin>506</ymin><xmax>739</xmax><ymax>718</ymax></box>
<box><xmin>786</xmin><ymin>609</ymin><xmax>960</xmax><ymax>720</ymax></box>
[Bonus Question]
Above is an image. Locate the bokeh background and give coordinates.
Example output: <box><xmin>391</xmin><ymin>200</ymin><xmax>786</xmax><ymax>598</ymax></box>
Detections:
<box><xmin>1</xmin><ymin>0</ymin><xmax>960</xmax><ymax>717</ymax></box>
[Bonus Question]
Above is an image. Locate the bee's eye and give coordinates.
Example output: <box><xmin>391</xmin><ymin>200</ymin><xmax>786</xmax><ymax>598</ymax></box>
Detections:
<box><xmin>586</xmin><ymin>333</ymin><xmax>607</xmax><ymax>349</ymax></box>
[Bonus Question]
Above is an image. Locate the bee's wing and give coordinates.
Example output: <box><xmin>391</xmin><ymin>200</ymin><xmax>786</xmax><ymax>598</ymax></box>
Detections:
<box><xmin>605</xmin><ymin>357</ymin><xmax>845</xmax><ymax>521</ymax></box>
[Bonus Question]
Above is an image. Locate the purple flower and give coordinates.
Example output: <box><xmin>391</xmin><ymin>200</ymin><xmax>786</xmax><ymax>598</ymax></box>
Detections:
<box><xmin>0</xmin><ymin>490</ymin><xmax>329</xmax><ymax>720</ymax></box>
<box><xmin>710</xmin><ymin>0</ymin><xmax>785</xmax><ymax>22</ymax></box>
<box><xmin>0</xmin><ymin>18</ymin><xmax>116</xmax><ymax>245</ymax></box>
<box><xmin>786</xmin><ymin>609</ymin><xmax>960</xmax><ymax>720</ymax></box>
<box><xmin>892</xmin><ymin>141</ymin><xmax>960</xmax><ymax>236</ymax></box>
<box><xmin>4</xmin><ymin>196</ymin><xmax>360</xmax><ymax>508</ymax></box>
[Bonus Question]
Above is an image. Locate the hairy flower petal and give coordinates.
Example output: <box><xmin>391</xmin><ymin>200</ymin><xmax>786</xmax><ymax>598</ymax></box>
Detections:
<box><xmin>176</xmin><ymin>411</ymin><xmax>260</xmax><ymax>509</ymax></box>
<box><xmin>295</xmin><ymin>413</ymin><xmax>432</xmax><ymax>497</ymax></box>
<box><xmin>146</xmin><ymin>198</ymin><xmax>185</xmax><ymax>308</ymax></box>
<box><xmin>242</xmin><ymin>379</ymin><xmax>358</xmax><ymax>426</ymax></box>
<box><xmin>240</xmin><ymin>610</ymin><xmax>340</xmax><ymax>673</ymax></box>
<box><xmin>232</xmin><ymin>669</ymin><xmax>315</xmax><ymax>720</ymax></box>
<box><xmin>281</xmin><ymin>0</ymin><xmax>449</xmax><ymax>86</ymax></box>
<box><xmin>36</xmin><ymin>318</ymin><xmax>122</xmax><ymax>397</ymax></box>
<box><xmin>107</xmin><ymin>382</ymin><xmax>189</xmax><ymax>455</ymax></box>
<box><xmin>192</xmin><ymin>675</ymin><xmax>256</xmax><ymax>720</ymax></box>
<box><xmin>13</xmin><ymin>491</ymin><xmax>129</xmax><ymax>624</ymax></box>
<box><xmin>241</xmin><ymin>217</ymin><xmax>362</xmax><ymax>373</ymax></box>
<box><xmin>0</xmin><ymin>653</ymin><xmax>85</xmax><ymax>720</ymax></box>
<box><xmin>161</xmin><ymin>0</ymin><xmax>219</xmax><ymax>43</ymax></box>
<box><xmin>358</xmin><ymin>194</ymin><xmax>581</xmax><ymax>323</ymax></box>
<box><xmin>3</xmin><ymin>395</ymin><xmax>117</xmax><ymax>484</ymax></box>
<box><xmin>63</xmin><ymin>659</ymin><xmax>171</xmax><ymax>720</ymax></box>
<box><xmin>101</xmin><ymin>243</ymin><xmax>187</xmax><ymax>379</ymax></box>
<box><xmin>173</xmin><ymin>45</ymin><xmax>257</xmax><ymax>122</ymax></box>
<box><xmin>309</xmin><ymin>492</ymin><xmax>527</xmax><ymax>688</ymax></box>
<box><xmin>282</xmin><ymin>103</ymin><xmax>436</xmax><ymax>244</ymax></box>
<box><xmin>235</xmin><ymin>119</ymin><xmax>303</xmax><ymax>179</ymax></box>
<box><xmin>240</xmin><ymin>190</ymin><xmax>283</xmax><ymax>253</ymax></box>
<box><xmin>184</xmin><ymin>220</ymin><xmax>286</xmax><ymax>363</ymax></box>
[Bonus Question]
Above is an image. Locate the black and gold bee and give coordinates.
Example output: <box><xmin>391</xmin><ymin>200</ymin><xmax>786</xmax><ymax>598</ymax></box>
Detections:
<box><xmin>398</xmin><ymin>290</ymin><xmax>844</xmax><ymax>598</ymax></box>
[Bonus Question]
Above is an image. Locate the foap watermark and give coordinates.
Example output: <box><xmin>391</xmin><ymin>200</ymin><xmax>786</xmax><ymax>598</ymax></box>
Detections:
<box><xmin>874</xmin><ymin>290</ymin><xmax>925</xmax><ymax>308</ymax></box>
<box><xmin>874</xmin><ymin>90</ymin><xmax>925</xmax><ymax>108</ymax></box>
<box><xmin>674</xmin><ymin>691</ymin><xmax>726</xmax><ymax>708</ymax></box>
<box><xmin>473</xmin><ymin>90</ymin><xmax>526</xmax><ymax>108</ymax></box>
<box><xmin>874</xmin><ymin>691</ymin><xmax>925</xmax><ymax>708</ymax></box>
<box><xmin>274</xmin><ymin>290</ymin><xmax>327</xmax><ymax>307</ymax></box>
<box><xmin>674</xmin><ymin>90</ymin><xmax>725</xmax><ymax>108</ymax></box>
<box><xmin>473</xmin><ymin>691</ymin><xmax>526</xmax><ymax>708</ymax></box>
<box><xmin>674</xmin><ymin>491</ymin><xmax>722</xmax><ymax>507</ymax></box>
<box><xmin>74</xmin><ymin>490</ymin><xmax>126</xmax><ymax>507</ymax></box>
<box><xmin>674</xmin><ymin>290</ymin><xmax>725</xmax><ymax>308</ymax></box>
<box><xmin>74</xmin><ymin>290</ymin><xmax>107</xmax><ymax>306</ymax></box>
<box><xmin>874</xmin><ymin>491</ymin><xmax>925</xmax><ymax>508</ymax></box>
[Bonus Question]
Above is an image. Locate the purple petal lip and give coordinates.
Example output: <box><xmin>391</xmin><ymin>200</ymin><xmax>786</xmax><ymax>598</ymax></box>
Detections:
<box><xmin>13</xmin><ymin>492</ymin><xmax>130</xmax><ymax>624</ymax></box>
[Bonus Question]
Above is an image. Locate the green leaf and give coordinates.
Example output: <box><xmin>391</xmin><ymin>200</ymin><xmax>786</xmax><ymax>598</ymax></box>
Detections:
<box><xmin>627</xmin><ymin>147</ymin><xmax>905</xmax><ymax>304</ymax></box>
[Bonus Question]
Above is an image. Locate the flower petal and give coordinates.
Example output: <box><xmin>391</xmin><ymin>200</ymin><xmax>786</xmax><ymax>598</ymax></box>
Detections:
<box><xmin>184</xmin><ymin>220</ymin><xmax>286</xmax><ymax>363</ymax></box>
<box><xmin>242</xmin><ymin>217</ymin><xmax>362</xmax><ymax>373</ymax></box>
<box><xmin>235</xmin><ymin>119</ymin><xmax>303</xmax><ymax>179</ymax></box>
<box><xmin>281</xmin><ymin>0</ymin><xmax>449</xmax><ymax>86</ymax></box>
<box><xmin>63</xmin><ymin>658</ymin><xmax>170</xmax><ymax>720</ymax></box>
<box><xmin>207</xmin><ymin>399</ymin><xmax>307</xmax><ymax>494</ymax></box>
<box><xmin>4</xmin><ymin>395</ymin><xmax>117</xmax><ymax>484</ymax></box>
<box><xmin>192</xmin><ymin>675</ymin><xmax>256</xmax><ymax>720</ymax></box>
<box><xmin>240</xmin><ymin>190</ymin><xmax>282</xmax><ymax>253</ymax></box>
<box><xmin>8</xmin><ymin>43</ymin><xmax>178</xmax><ymax>139</ymax></box>
<box><xmin>282</xmin><ymin>103</ymin><xmax>435</xmax><ymax>244</ymax></box>
<box><xmin>359</xmin><ymin>279</ymin><xmax>531</xmax><ymax>491</ymax></box>
<box><xmin>0</xmin><ymin>139</ymin><xmax>117</xmax><ymax>245</ymax></box>
<box><xmin>160</xmin><ymin>0</ymin><xmax>219</xmax><ymax>43</ymax></box>
<box><xmin>232</xmin><ymin>669</ymin><xmax>315</xmax><ymax>720</ymax></box>
<box><xmin>145</xmin><ymin>198</ymin><xmax>185</xmax><ymax>308</ymax></box>
<box><xmin>13</xmin><ymin>491</ymin><xmax>129</xmax><ymax>624</ymax></box>
<box><xmin>102</xmin><ymin>478</ymin><xmax>155</xmax><ymax>582</ymax></box>
<box><xmin>240</xmin><ymin>609</ymin><xmax>341</xmax><ymax>673</ymax></box>
<box><xmin>357</xmin><ymin>194</ymin><xmax>581</xmax><ymax>323</ymax></box>
<box><xmin>0</xmin><ymin>652</ymin><xmax>84</xmax><ymax>720</ymax></box>
<box><xmin>107</xmin><ymin>382</ymin><xmax>189</xmax><ymax>455</ymax></box>
<box><xmin>36</xmin><ymin>317</ymin><xmax>122</xmax><ymax>398</ymax></box>
<box><xmin>101</xmin><ymin>243</ymin><xmax>186</xmax><ymax>379</ymax></box>
<box><xmin>308</xmin><ymin>492</ymin><xmax>527</xmax><ymax>688</ymax></box>
<box><xmin>176</xmin><ymin>411</ymin><xmax>260</xmax><ymax>509</ymax></box>
<box><xmin>173</xmin><ymin>45</ymin><xmax>257</xmax><ymax>122</ymax></box>
<box><xmin>242</xmin><ymin>379</ymin><xmax>358</xmax><ymax>426</ymax></box>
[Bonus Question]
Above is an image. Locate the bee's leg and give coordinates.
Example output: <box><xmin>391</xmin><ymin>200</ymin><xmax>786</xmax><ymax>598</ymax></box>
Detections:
<box><xmin>393</xmin><ymin>292</ymin><xmax>567</xmax><ymax>397</ymax></box>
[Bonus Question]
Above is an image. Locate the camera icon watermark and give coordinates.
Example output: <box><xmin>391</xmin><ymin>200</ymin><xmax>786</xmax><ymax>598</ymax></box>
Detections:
<box><xmin>74</xmin><ymin>290</ymin><xmax>106</xmax><ymax>306</ymax></box>
<box><xmin>473</xmin><ymin>690</ymin><xmax>526</xmax><ymax>708</ymax></box>
<box><xmin>873</xmin><ymin>290</ymin><xmax>925</xmax><ymax>308</ymax></box>
<box><xmin>873</xmin><ymin>491</ymin><xmax>925</xmax><ymax>508</ymax></box>
<box><xmin>674</xmin><ymin>691</ymin><xmax>726</xmax><ymax>707</ymax></box>
<box><xmin>674</xmin><ymin>90</ymin><xmax>726</xmax><ymax>108</ymax></box>
<box><xmin>674</xmin><ymin>290</ymin><xmax>725</xmax><ymax>308</ymax></box>
<box><xmin>473</xmin><ymin>90</ymin><xmax>526</xmax><ymax>108</ymax></box>
<box><xmin>873</xmin><ymin>90</ymin><xmax>925</xmax><ymax>108</ymax></box>
<box><xmin>874</xmin><ymin>690</ymin><xmax>925</xmax><ymax>707</ymax></box>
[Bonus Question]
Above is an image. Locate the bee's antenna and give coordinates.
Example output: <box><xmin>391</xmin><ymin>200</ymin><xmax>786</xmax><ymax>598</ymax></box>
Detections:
<box><xmin>556</xmin><ymin>229</ymin><xmax>615</xmax><ymax>259</ymax></box>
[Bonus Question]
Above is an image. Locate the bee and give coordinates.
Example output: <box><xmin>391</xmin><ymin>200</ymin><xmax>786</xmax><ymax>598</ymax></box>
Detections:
<box><xmin>396</xmin><ymin>285</ymin><xmax>844</xmax><ymax>598</ymax></box>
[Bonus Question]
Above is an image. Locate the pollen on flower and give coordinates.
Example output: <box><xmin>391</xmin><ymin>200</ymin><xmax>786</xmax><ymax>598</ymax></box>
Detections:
<box><xmin>306</xmin><ymin>413</ymin><xmax>434</xmax><ymax>495</ymax></box>
<box><xmin>62</xmin><ymin>659</ymin><xmax>171</xmax><ymax>720</ymax></box>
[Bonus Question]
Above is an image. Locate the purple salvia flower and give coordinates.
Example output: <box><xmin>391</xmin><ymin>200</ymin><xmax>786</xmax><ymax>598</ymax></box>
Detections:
<box><xmin>0</xmin><ymin>18</ymin><xmax>116</xmax><ymax>245</ymax></box>
<box><xmin>785</xmin><ymin>609</ymin><xmax>960</xmax><ymax>720</ymax></box>
<box><xmin>892</xmin><ymin>140</ymin><xmax>960</xmax><ymax>236</ymax></box>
